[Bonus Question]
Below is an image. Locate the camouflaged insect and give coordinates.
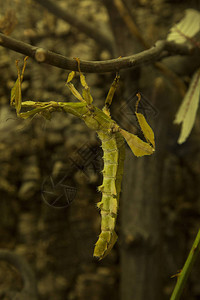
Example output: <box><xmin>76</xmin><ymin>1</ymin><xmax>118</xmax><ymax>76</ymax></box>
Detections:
<box><xmin>11</xmin><ymin>57</ymin><xmax>155</xmax><ymax>260</ymax></box>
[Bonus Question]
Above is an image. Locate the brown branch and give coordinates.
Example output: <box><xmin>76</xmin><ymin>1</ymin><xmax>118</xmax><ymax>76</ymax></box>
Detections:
<box><xmin>33</xmin><ymin>0</ymin><xmax>114</xmax><ymax>54</ymax></box>
<box><xmin>0</xmin><ymin>32</ymin><xmax>192</xmax><ymax>73</ymax></box>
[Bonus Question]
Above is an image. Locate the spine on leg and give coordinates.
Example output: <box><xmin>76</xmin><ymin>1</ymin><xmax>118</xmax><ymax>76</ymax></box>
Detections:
<box><xmin>94</xmin><ymin>130</ymin><xmax>125</xmax><ymax>259</ymax></box>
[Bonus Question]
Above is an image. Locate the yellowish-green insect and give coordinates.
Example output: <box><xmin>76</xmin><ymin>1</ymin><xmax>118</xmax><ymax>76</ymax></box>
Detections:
<box><xmin>11</xmin><ymin>57</ymin><xmax>155</xmax><ymax>260</ymax></box>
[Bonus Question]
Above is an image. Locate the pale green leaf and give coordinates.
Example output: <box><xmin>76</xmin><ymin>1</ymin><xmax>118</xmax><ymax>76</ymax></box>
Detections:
<box><xmin>174</xmin><ymin>68</ymin><xmax>200</xmax><ymax>144</ymax></box>
<box><xmin>167</xmin><ymin>9</ymin><xmax>200</xmax><ymax>45</ymax></box>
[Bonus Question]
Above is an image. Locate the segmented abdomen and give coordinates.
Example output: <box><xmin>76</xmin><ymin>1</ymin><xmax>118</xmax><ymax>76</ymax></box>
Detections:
<box><xmin>93</xmin><ymin>130</ymin><xmax>125</xmax><ymax>259</ymax></box>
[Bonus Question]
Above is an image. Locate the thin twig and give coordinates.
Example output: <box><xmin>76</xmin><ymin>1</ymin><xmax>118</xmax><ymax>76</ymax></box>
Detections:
<box><xmin>0</xmin><ymin>33</ymin><xmax>192</xmax><ymax>73</ymax></box>
<box><xmin>33</xmin><ymin>0</ymin><xmax>114</xmax><ymax>54</ymax></box>
<box><xmin>170</xmin><ymin>229</ymin><xmax>200</xmax><ymax>300</ymax></box>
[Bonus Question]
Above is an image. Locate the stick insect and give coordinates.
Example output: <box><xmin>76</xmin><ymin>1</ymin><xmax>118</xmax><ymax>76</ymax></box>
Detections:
<box><xmin>11</xmin><ymin>57</ymin><xmax>155</xmax><ymax>260</ymax></box>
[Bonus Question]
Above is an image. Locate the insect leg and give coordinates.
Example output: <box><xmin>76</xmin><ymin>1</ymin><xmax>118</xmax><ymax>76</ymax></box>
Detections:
<box><xmin>10</xmin><ymin>57</ymin><xmax>29</xmax><ymax>116</ymax></box>
<box><xmin>103</xmin><ymin>74</ymin><xmax>120</xmax><ymax>116</ymax></box>
<box><xmin>74</xmin><ymin>57</ymin><xmax>93</xmax><ymax>105</ymax></box>
<box><xmin>65</xmin><ymin>70</ymin><xmax>85</xmax><ymax>102</ymax></box>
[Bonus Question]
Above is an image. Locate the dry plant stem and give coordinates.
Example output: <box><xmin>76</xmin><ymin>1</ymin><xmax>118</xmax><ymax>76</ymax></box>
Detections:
<box><xmin>33</xmin><ymin>0</ymin><xmax>114</xmax><ymax>54</ymax></box>
<box><xmin>170</xmin><ymin>229</ymin><xmax>200</xmax><ymax>300</ymax></box>
<box><xmin>0</xmin><ymin>33</ymin><xmax>191</xmax><ymax>73</ymax></box>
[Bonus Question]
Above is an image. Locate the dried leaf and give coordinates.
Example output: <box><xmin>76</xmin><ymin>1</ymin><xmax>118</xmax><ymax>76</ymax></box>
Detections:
<box><xmin>174</xmin><ymin>68</ymin><xmax>200</xmax><ymax>144</ymax></box>
<box><xmin>167</xmin><ymin>9</ymin><xmax>200</xmax><ymax>45</ymax></box>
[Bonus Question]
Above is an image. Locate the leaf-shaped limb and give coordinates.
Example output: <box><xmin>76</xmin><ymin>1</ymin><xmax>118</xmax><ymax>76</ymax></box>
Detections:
<box><xmin>105</xmin><ymin>74</ymin><xmax>120</xmax><ymax>107</ymax></box>
<box><xmin>135</xmin><ymin>112</ymin><xmax>155</xmax><ymax>148</ymax></box>
<box><xmin>174</xmin><ymin>68</ymin><xmax>200</xmax><ymax>144</ymax></box>
<box><xmin>74</xmin><ymin>57</ymin><xmax>93</xmax><ymax>104</ymax></box>
<box><xmin>19</xmin><ymin>106</ymin><xmax>51</xmax><ymax>119</ymax></box>
<box><xmin>82</xmin><ymin>88</ymin><xmax>93</xmax><ymax>105</ymax></box>
<box><xmin>135</xmin><ymin>93</ymin><xmax>155</xmax><ymax>148</ymax></box>
<box><xmin>65</xmin><ymin>82</ymin><xmax>84</xmax><ymax>102</ymax></box>
<box><xmin>66</xmin><ymin>64</ymin><xmax>84</xmax><ymax>102</ymax></box>
<box><xmin>10</xmin><ymin>57</ymin><xmax>28</xmax><ymax>116</ymax></box>
<box><xmin>120</xmin><ymin>129</ymin><xmax>154</xmax><ymax>157</ymax></box>
<box><xmin>66</xmin><ymin>71</ymin><xmax>76</xmax><ymax>83</ymax></box>
<box><xmin>14</xmin><ymin>61</ymin><xmax>22</xmax><ymax>116</ymax></box>
<box><xmin>10</xmin><ymin>77</ymin><xmax>19</xmax><ymax>106</ymax></box>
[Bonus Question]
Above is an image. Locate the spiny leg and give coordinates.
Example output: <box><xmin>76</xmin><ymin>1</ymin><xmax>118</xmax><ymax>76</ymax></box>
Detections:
<box><xmin>65</xmin><ymin>58</ymin><xmax>94</xmax><ymax>105</ymax></box>
<box><xmin>75</xmin><ymin>57</ymin><xmax>93</xmax><ymax>105</ymax></box>
<box><xmin>103</xmin><ymin>73</ymin><xmax>120</xmax><ymax>117</ymax></box>
<box><xmin>10</xmin><ymin>57</ymin><xmax>28</xmax><ymax>116</ymax></box>
<box><xmin>65</xmin><ymin>69</ymin><xmax>85</xmax><ymax>102</ymax></box>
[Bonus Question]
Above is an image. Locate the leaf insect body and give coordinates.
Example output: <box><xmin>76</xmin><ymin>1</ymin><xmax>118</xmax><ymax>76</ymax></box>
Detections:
<box><xmin>11</xmin><ymin>57</ymin><xmax>155</xmax><ymax>260</ymax></box>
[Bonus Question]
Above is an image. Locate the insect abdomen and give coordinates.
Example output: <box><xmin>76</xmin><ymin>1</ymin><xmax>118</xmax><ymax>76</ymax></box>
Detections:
<box><xmin>93</xmin><ymin>130</ymin><xmax>125</xmax><ymax>259</ymax></box>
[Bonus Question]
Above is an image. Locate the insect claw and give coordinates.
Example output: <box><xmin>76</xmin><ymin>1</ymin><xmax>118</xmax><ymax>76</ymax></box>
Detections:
<box><xmin>73</xmin><ymin>57</ymin><xmax>81</xmax><ymax>72</ymax></box>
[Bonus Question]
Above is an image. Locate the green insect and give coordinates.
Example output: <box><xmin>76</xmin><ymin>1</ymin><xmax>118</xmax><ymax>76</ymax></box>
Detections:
<box><xmin>11</xmin><ymin>57</ymin><xmax>155</xmax><ymax>260</ymax></box>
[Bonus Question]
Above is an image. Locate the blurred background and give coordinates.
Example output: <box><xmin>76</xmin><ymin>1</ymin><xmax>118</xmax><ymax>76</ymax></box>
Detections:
<box><xmin>0</xmin><ymin>0</ymin><xmax>200</xmax><ymax>299</ymax></box>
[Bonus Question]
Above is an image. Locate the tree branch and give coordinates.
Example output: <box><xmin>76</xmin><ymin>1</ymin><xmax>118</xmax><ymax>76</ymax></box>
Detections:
<box><xmin>33</xmin><ymin>0</ymin><xmax>114</xmax><ymax>54</ymax></box>
<box><xmin>0</xmin><ymin>32</ymin><xmax>192</xmax><ymax>73</ymax></box>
